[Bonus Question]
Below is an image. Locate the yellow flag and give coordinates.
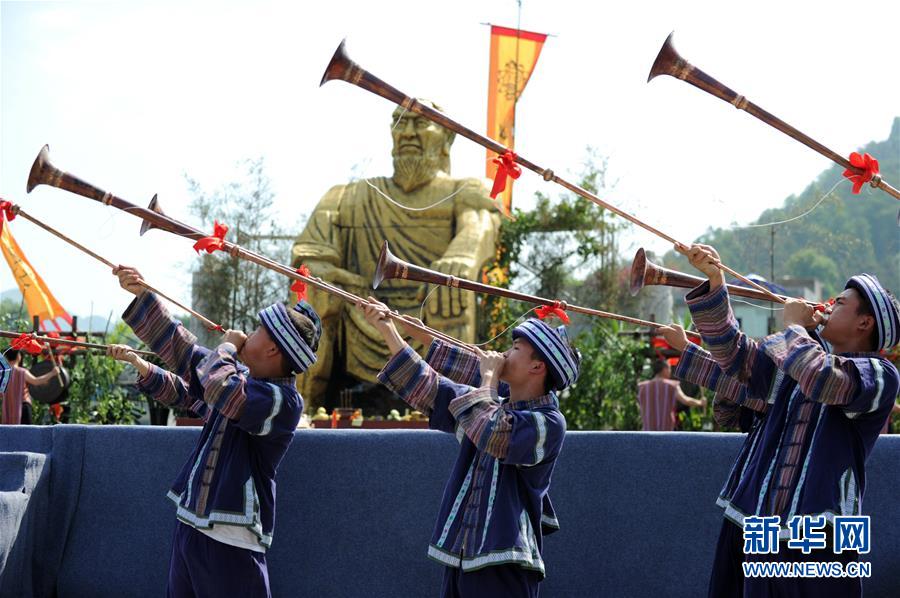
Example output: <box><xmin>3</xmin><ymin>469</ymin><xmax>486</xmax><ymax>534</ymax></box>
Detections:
<box><xmin>486</xmin><ymin>25</ymin><xmax>547</xmax><ymax>215</ymax></box>
<box><xmin>0</xmin><ymin>221</ymin><xmax>72</xmax><ymax>331</ymax></box>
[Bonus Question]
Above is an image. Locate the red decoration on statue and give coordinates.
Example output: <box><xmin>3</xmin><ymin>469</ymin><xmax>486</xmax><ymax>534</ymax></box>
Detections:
<box><xmin>192</xmin><ymin>220</ymin><xmax>229</xmax><ymax>254</ymax></box>
<box><xmin>11</xmin><ymin>333</ymin><xmax>43</xmax><ymax>355</ymax></box>
<box><xmin>291</xmin><ymin>265</ymin><xmax>311</xmax><ymax>301</ymax></box>
<box><xmin>842</xmin><ymin>152</ymin><xmax>879</xmax><ymax>194</ymax></box>
<box><xmin>535</xmin><ymin>301</ymin><xmax>570</xmax><ymax>324</ymax></box>
<box><xmin>490</xmin><ymin>151</ymin><xmax>522</xmax><ymax>199</ymax></box>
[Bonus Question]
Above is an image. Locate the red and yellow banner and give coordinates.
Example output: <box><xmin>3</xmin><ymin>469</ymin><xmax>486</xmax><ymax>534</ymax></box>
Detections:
<box><xmin>0</xmin><ymin>222</ymin><xmax>72</xmax><ymax>331</ymax></box>
<box><xmin>486</xmin><ymin>25</ymin><xmax>547</xmax><ymax>215</ymax></box>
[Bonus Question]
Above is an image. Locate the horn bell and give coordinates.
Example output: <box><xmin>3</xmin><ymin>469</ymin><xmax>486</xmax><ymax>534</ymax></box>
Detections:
<box><xmin>26</xmin><ymin>145</ymin><xmax>54</xmax><ymax>193</ymax></box>
<box><xmin>320</xmin><ymin>39</ymin><xmax>353</xmax><ymax>87</ymax></box>
<box><xmin>629</xmin><ymin>248</ymin><xmax>649</xmax><ymax>296</ymax></box>
<box><xmin>372</xmin><ymin>240</ymin><xmax>395</xmax><ymax>289</ymax></box>
<box><xmin>140</xmin><ymin>194</ymin><xmax>164</xmax><ymax>236</ymax></box>
<box><xmin>630</xmin><ymin>247</ymin><xmax>691</xmax><ymax>296</ymax></box>
<box><xmin>647</xmin><ymin>31</ymin><xmax>681</xmax><ymax>83</ymax></box>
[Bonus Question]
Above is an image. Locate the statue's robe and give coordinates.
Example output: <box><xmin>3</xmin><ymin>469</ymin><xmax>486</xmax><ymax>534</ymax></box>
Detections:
<box><xmin>293</xmin><ymin>174</ymin><xmax>498</xmax><ymax>400</ymax></box>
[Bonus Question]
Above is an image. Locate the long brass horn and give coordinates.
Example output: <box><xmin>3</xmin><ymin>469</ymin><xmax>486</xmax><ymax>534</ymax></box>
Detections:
<box><xmin>27</xmin><ymin>145</ymin><xmax>164</xmax><ymax>229</ymax></box>
<box><xmin>648</xmin><ymin>32</ymin><xmax>899</xmax><ymax>201</ymax></box>
<box><xmin>26</xmin><ymin>146</ymin><xmax>472</xmax><ymax>350</ymax></box>
<box><xmin>375</xmin><ymin>240</ymin><xmax>701</xmax><ymax>339</ymax></box>
<box><xmin>322</xmin><ymin>40</ymin><xmax>789</xmax><ymax>305</ymax></box>
<box><xmin>630</xmin><ymin>248</ymin><xmax>820</xmax><ymax>307</ymax></box>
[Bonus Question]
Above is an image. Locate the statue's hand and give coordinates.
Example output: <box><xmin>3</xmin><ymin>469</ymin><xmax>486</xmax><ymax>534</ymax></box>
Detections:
<box><xmin>331</xmin><ymin>268</ymin><xmax>370</xmax><ymax>290</ymax></box>
<box><xmin>304</xmin><ymin>261</ymin><xmax>369</xmax><ymax>290</ymax></box>
<box><xmin>426</xmin><ymin>257</ymin><xmax>476</xmax><ymax>320</ymax></box>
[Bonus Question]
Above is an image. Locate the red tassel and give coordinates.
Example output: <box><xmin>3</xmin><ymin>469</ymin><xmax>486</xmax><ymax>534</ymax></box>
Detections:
<box><xmin>842</xmin><ymin>152</ymin><xmax>879</xmax><ymax>194</ymax></box>
<box><xmin>490</xmin><ymin>151</ymin><xmax>522</xmax><ymax>199</ymax></box>
<box><xmin>192</xmin><ymin>220</ymin><xmax>229</xmax><ymax>254</ymax></box>
<box><xmin>535</xmin><ymin>301</ymin><xmax>570</xmax><ymax>324</ymax></box>
<box><xmin>291</xmin><ymin>264</ymin><xmax>311</xmax><ymax>301</ymax></box>
<box><xmin>11</xmin><ymin>333</ymin><xmax>44</xmax><ymax>355</ymax></box>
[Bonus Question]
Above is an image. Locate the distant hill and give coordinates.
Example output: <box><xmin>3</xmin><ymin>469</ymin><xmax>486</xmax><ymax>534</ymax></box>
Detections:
<box><xmin>0</xmin><ymin>288</ymin><xmax>23</xmax><ymax>303</ymax></box>
<box><xmin>663</xmin><ymin>117</ymin><xmax>900</xmax><ymax>297</ymax></box>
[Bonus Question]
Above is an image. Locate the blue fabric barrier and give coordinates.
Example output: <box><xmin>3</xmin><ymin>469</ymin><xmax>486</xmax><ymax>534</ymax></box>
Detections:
<box><xmin>0</xmin><ymin>450</ymin><xmax>49</xmax><ymax>597</ymax></box>
<box><xmin>0</xmin><ymin>426</ymin><xmax>897</xmax><ymax>597</ymax></box>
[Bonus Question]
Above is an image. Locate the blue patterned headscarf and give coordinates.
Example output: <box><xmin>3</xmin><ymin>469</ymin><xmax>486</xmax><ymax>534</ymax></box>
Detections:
<box><xmin>512</xmin><ymin>318</ymin><xmax>580</xmax><ymax>390</ymax></box>
<box><xmin>845</xmin><ymin>274</ymin><xmax>899</xmax><ymax>352</ymax></box>
<box><xmin>0</xmin><ymin>352</ymin><xmax>10</xmax><ymax>394</ymax></box>
<box><xmin>257</xmin><ymin>300</ymin><xmax>321</xmax><ymax>373</ymax></box>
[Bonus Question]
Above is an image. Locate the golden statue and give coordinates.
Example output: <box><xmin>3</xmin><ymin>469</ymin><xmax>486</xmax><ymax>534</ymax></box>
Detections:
<box><xmin>292</xmin><ymin>101</ymin><xmax>500</xmax><ymax>407</ymax></box>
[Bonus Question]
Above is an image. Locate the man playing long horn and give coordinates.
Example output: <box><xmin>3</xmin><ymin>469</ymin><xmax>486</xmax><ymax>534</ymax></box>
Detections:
<box><xmin>107</xmin><ymin>265</ymin><xmax>322</xmax><ymax>597</ymax></box>
<box><xmin>678</xmin><ymin>243</ymin><xmax>899</xmax><ymax>597</ymax></box>
<box><xmin>292</xmin><ymin>101</ymin><xmax>500</xmax><ymax>408</ymax></box>
<box><xmin>360</xmin><ymin>298</ymin><xmax>579</xmax><ymax>598</ymax></box>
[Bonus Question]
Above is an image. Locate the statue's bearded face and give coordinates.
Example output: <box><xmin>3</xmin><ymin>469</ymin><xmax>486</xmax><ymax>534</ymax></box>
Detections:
<box><xmin>391</xmin><ymin>109</ymin><xmax>452</xmax><ymax>193</ymax></box>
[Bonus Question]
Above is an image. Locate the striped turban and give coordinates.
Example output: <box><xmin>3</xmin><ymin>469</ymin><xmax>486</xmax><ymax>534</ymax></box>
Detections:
<box><xmin>258</xmin><ymin>301</ymin><xmax>321</xmax><ymax>373</ymax></box>
<box><xmin>845</xmin><ymin>274</ymin><xmax>899</xmax><ymax>352</ymax></box>
<box><xmin>0</xmin><ymin>352</ymin><xmax>10</xmax><ymax>393</ymax></box>
<box><xmin>512</xmin><ymin>318</ymin><xmax>580</xmax><ymax>390</ymax></box>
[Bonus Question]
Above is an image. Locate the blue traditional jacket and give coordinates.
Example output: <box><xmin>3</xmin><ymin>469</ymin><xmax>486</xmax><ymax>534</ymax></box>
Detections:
<box><xmin>675</xmin><ymin>341</ymin><xmax>767</xmax><ymax>509</ymax></box>
<box><xmin>378</xmin><ymin>339</ymin><xmax>565</xmax><ymax>577</ymax></box>
<box><xmin>685</xmin><ymin>282</ymin><xmax>898</xmax><ymax>538</ymax></box>
<box><xmin>123</xmin><ymin>292</ymin><xmax>303</xmax><ymax>550</ymax></box>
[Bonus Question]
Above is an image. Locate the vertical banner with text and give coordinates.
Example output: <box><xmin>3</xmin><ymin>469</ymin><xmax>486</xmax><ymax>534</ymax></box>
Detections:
<box><xmin>486</xmin><ymin>25</ymin><xmax>547</xmax><ymax>215</ymax></box>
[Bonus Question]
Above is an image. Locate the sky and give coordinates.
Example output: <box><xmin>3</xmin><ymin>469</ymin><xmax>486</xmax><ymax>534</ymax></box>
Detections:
<box><xmin>1</xmin><ymin>0</ymin><xmax>898</xmax><ymax>324</ymax></box>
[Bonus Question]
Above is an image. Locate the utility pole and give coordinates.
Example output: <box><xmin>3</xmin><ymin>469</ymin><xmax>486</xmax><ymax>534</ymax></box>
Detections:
<box><xmin>768</xmin><ymin>225</ymin><xmax>776</xmax><ymax>334</ymax></box>
<box><xmin>770</xmin><ymin>226</ymin><xmax>775</xmax><ymax>284</ymax></box>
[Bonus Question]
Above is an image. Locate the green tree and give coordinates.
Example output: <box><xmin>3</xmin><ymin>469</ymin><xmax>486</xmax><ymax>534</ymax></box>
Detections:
<box><xmin>0</xmin><ymin>295</ymin><xmax>30</xmax><ymax>333</ymax></box>
<box><xmin>481</xmin><ymin>148</ymin><xmax>633</xmax><ymax>346</ymax></box>
<box><xmin>783</xmin><ymin>249</ymin><xmax>841</xmax><ymax>296</ymax></box>
<box><xmin>560</xmin><ymin>320</ymin><xmax>647</xmax><ymax>430</ymax></box>
<box><xmin>482</xmin><ymin>149</ymin><xmax>667</xmax><ymax>430</ymax></box>
<box><xmin>186</xmin><ymin>158</ymin><xmax>301</xmax><ymax>340</ymax></box>
<box><xmin>65</xmin><ymin>351</ymin><xmax>143</xmax><ymax>425</ymax></box>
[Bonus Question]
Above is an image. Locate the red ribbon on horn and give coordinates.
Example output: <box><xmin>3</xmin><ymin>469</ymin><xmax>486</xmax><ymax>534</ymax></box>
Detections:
<box><xmin>842</xmin><ymin>152</ymin><xmax>879</xmax><ymax>194</ymax></box>
<box><xmin>193</xmin><ymin>220</ymin><xmax>229</xmax><ymax>254</ymax></box>
<box><xmin>0</xmin><ymin>200</ymin><xmax>17</xmax><ymax>222</ymax></box>
<box><xmin>291</xmin><ymin>264</ymin><xmax>311</xmax><ymax>301</ymax></box>
<box><xmin>813</xmin><ymin>297</ymin><xmax>835</xmax><ymax>313</ymax></box>
<box><xmin>11</xmin><ymin>333</ymin><xmax>44</xmax><ymax>355</ymax></box>
<box><xmin>490</xmin><ymin>151</ymin><xmax>522</xmax><ymax>199</ymax></box>
<box><xmin>0</xmin><ymin>199</ymin><xmax>17</xmax><ymax>235</ymax></box>
<box><xmin>535</xmin><ymin>301</ymin><xmax>570</xmax><ymax>324</ymax></box>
